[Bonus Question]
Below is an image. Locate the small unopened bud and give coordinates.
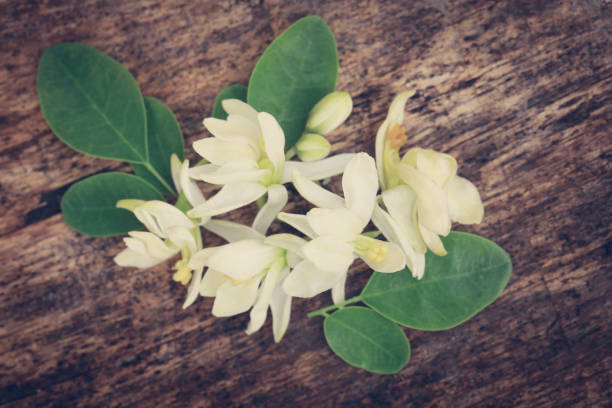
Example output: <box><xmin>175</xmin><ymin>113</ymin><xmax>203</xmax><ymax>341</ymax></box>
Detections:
<box><xmin>306</xmin><ymin>91</ymin><xmax>352</xmax><ymax>135</ymax></box>
<box><xmin>296</xmin><ymin>133</ymin><xmax>331</xmax><ymax>162</ymax></box>
<box><xmin>116</xmin><ymin>199</ymin><xmax>145</xmax><ymax>212</ymax></box>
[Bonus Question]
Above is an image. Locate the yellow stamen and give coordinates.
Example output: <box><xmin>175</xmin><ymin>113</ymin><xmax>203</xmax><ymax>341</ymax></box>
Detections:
<box><xmin>365</xmin><ymin>242</ymin><xmax>388</xmax><ymax>263</ymax></box>
<box><xmin>386</xmin><ymin>123</ymin><xmax>407</xmax><ymax>150</ymax></box>
<box><xmin>172</xmin><ymin>260</ymin><xmax>192</xmax><ymax>285</ymax></box>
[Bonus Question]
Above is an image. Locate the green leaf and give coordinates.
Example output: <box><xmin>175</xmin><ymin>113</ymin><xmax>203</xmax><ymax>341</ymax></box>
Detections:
<box><xmin>37</xmin><ymin>43</ymin><xmax>147</xmax><ymax>163</ymax></box>
<box><xmin>362</xmin><ymin>232</ymin><xmax>512</xmax><ymax>331</ymax></box>
<box><xmin>131</xmin><ymin>97</ymin><xmax>184</xmax><ymax>196</ymax></box>
<box><xmin>61</xmin><ymin>172</ymin><xmax>163</xmax><ymax>237</ymax></box>
<box><xmin>324</xmin><ymin>307</ymin><xmax>410</xmax><ymax>374</ymax></box>
<box><xmin>212</xmin><ymin>84</ymin><xmax>247</xmax><ymax>120</ymax></box>
<box><xmin>247</xmin><ymin>16</ymin><xmax>338</xmax><ymax>149</ymax></box>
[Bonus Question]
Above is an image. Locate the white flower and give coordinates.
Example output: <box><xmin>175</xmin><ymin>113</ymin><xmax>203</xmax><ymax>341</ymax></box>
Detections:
<box><xmin>373</xmin><ymin>92</ymin><xmax>484</xmax><ymax>277</ymax></box>
<box><xmin>170</xmin><ymin>153</ymin><xmax>207</xmax><ymax>210</ymax></box>
<box><xmin>278</xmin><ymin>153</ymin><xmax>405</xmax><ymax>303</ymax></box>
<box><xmin>187</xmin><ymin>99</ymin><xmax>354</xmax><ymax>232</ymax></box>
<box><xmin>188</xmin><ymin>220</ymin><xmax>306</xmax><ymax>342</ymax></box>
<box><xmin>113</xmin><ymin>200</ymin><xmax>203</xmax><ymax>292</ymax></box>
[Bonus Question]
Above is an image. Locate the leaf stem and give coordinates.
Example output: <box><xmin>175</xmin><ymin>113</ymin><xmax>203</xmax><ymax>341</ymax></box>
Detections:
<box><xmin>307</xmin><ymin>295</ymin><xmax>363</xmax><ymax>318</ymax></box>
<box><xmin>143</xmin><ymin>162</ymin><xmax>175</xmax><ymax>196</ymax></box>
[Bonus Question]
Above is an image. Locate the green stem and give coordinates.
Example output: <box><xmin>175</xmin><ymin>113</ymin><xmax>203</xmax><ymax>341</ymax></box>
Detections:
<box><xmin>143</xmin><ymin>162</ymin><xmax>176</xmax><ymax>195</ymax></box>
<box><xmin>307</xmin><ymin>295</ymin><xmax>363</xmax><ymax>318</ymax></box>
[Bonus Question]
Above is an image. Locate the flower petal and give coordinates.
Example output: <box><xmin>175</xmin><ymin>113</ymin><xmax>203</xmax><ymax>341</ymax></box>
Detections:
<box><xmin>134</xmin><ymin>201</ymin><xmax>194</xmax><ymax>237</ymax></box>
<box><xmin>204</xmin><ymin>219</ymin><xmax>264</xmax><ymax>243</ymax></box>
<box><xmin>357</xmin><ymin>239</ymin><xmax>405</xmax><ymax>273</ymax></box>
<box><xmin>419</xmin><ymin>223</ymin><xmax>447</xmax><ymax>256</ymax></box>
<box><xmin>199</xmin><ymin>268</ymin><xmax>229</xmax><ymax>296</ymax></box>
<box><xmin>182</xmin><ymin>267</ymin><xmax>203</xmax><ymax>309</ymax></box>
<box><xmin>222</xmin><ymin>99</ymin><xmax>259</xmax><ymax>123</ymax></box>
<box><xmin>192</xmin><ymin>137</ymin><xmax>258</xmax><ymax>166</ymax></box>
<box><xmin>207</xmin><ymin>239</ymin><xmax>282</xmax><ymax>281</ymax></box>
<box><xmin>189</xmin><ymin>162</ymin><xmax>268</xmax><ymax>185</ymax></box>
<box><xmin>128</xmin><ymin>231</ymin><xmax>178</xmax><ymax>258</ymax></box>
<box><xmin>202</xmin><ymin>116</ymin><xmax>260</xmax><ymax>151</ymax></box>
<box><xmin>302</xmin><ymin>236</ymin><xmax>354</xmax><ymax>273</ymax></box>
<box><xmin>277</xmin><ymin>212</ymin><xmax>317</xmax><ymax>239</ymax></box>
<box><xmin>342</xmin><ymin>153</ymin><xmax>379</xmax><ymax>227</ymax></box>
<box><xmin>188</xmin><ymin>247</ymin><xmax>219</xmax><ymax>270</ymax></box>
<box><xmin>170</xmin><ymin>154</ymin><xmax>183</xmax><ymax>194</ymax></box>
<box><xmin>212</xmin><ymin>277</ymin><xmax>261</xmax><ymax>317</ymax></box>
<box><xmin>331</xmin><ymin>273</ymin><xmax>347</xmax><ymax>304</ymax></box>
<box><xmin>306</xmin><ymin>207</ymin><xmax>363</xmax><ymax>240</ymax></box>
<box><xmin>246</xmin><ymin>259</ymin><xmax>285</xmax><ymax>336</ymax></box>
<box><xmin>258</xmin><ymin>112</ymin><xmax>285</xmax><ymax>176</ymax></box>
<box><xmin>252</xmin><ymin>184</ymin><xmax>288</xmax><ymax>235</ymax></box>
<box><xmin>281</xmin><ymin>153</ymin><xmax>355</xmax><ymax>183</ymax></box>
<box><xmin>292</xmin><ymin>170</ymin><xmax>344</xmax><ymax>209</ymax></box>
<box><xmin>264</xmin><ymin>233</ymin><xmax>307</xmax><ymax>257</ymax></box>
<box><xmin>444</xmin><ymin>175</ymin><xmax>484</xmax><ymax>224</ymax></box>
<box><xmin>270</xmin><ymin>267</ymin><xmax>292</xmax><ymax>342</ymax></box>
<box><xmin>395</xmin><ymin>163</ymin><xmax>451</xmax><ymax>236</ymax></box>
<box><xmin>405</xmin><ymin>148</ymin><xmax>457</xmax><ymax>187</ymax></box>
<box><xmin>166</xmin><ymin>226</ymin><xmax>198</xmax><ymax>254</ymax></box>
<box><xmin>188</xmin><ymin>181</ymin><xmax>267</xmax><ymax>218</ymax></box>
<box><xmin>375</xmin><ymin>119</ymin><xmax>391</xmax><ymax>190</ymax></box>
<box><xmin>381</xmin><ymin>185</ymin><xmax>426</xmax><ymax>252</ymax></box>
<box><xmin>282</xmin><ymin>260</ymin><xmax>344</xmax><ymax>298</ymax></box>
<box><xmin>387</xmin><ymin>90</ymin><xmax>415</xmax><ymax>125</ymax></box>
<box><xmin>178</xmin><ymin>160</ymin><xmax>206</xmax><ymax>207</ymax></box>
<box><xmin>114</xmin><ymin>248</ymin><xmax>164</xmax><ymax>269</ymax></box>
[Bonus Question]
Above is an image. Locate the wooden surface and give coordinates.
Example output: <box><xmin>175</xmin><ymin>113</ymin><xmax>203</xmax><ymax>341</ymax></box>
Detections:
<box><xmin>1</xmin><ymin>0</ymin><xmax>610</xmax><ymax>406</ymax></box>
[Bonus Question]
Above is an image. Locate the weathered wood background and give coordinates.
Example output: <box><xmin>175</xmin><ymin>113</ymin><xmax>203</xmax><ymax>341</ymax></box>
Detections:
<box><xmin>1</xmin><ymin>0</ymin><xmax>610</xmax><ymax>406</ymax></box>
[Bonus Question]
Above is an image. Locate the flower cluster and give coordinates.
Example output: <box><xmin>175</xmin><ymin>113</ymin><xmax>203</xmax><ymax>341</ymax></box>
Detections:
<box><xmin>114</xmin><ymin>91</ymin><xmax>483</xmax><ymax>342</ymax></box>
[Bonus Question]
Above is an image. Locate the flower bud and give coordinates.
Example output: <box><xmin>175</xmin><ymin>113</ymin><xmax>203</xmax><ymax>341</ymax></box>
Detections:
<box><xmin>295</xmin><ymin>132</ymin><xmax>331</xmax><ymax>162</ymax></box>
<box><xmin>305</xmin><ymin>91</ymin><xmax>352</xmax><ymax>135</ymax></box>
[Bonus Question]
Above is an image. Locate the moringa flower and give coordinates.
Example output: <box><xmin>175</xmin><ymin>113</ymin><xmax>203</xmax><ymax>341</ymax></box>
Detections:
<box><xmin>188</xmin><ymin>220</ymin><xmax>310</xmax><ymax>342</ymax></box>
<box><xmin>113</xmin><ymin>200</ymin><xmax>203</xmax><ymax>290</ymax></box>
<box><xmin>374</xmin><ymin>92</ymin><xmax>484</xmax><ymax>275</ymax></box>
<box><xmin>187</xmin><ymin>99</ymin><xmax>354</xmax><ymax>225</ymax></box>
<box><xmin>278</xmin><ymin>153</ymin><xmax>405</xmax><ymax>303</ymax></box>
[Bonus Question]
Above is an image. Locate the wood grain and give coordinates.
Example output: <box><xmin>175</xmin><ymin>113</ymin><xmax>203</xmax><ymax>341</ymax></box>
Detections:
<box><xmin>1</xmin><ymin>0</ymin><xmax>610</xmax><ymax>406</ymax></box>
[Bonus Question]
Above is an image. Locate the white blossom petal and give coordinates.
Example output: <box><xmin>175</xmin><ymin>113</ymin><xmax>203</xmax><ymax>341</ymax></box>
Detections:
<box><xmin>342</xmin><ymin>153</ymin><xmax>378</xmax><ymax>227</ymax></box>
<box><xmin>252</xmin><ymin>184</ymin><xmax>288</xmax><ymax>235</ymax></box>
<box><xmin>170</xmin><ymin>154</ymin><xmax>182</xmax><ymax>194</ymax></box>
<box><xmin>199</xmin><ymin>268</ymin><xmax>229</xmax><ymax>296</ymax></box>
<box><xmin>395</xmin><ymin>163</ymin><xmax>451</xmax><ymax>236</ymax></box>
<box><xmin>133</xmin><ymin>201</ymin><xmax>194</xmax><ymax>238</ymax></box>
<box><xmin>182</xmin><ymin>267</ymin><xmax>203</xmax><ymax>309</ymax></box>
<box><xmin>188</xmin><ymin>247</ymin><xmax>219</xmax><ymax>270</ymax></box>
<box><xmin>222</xmin><ymin>99</ymin><xmax>259</xmax><ymax>123</ymax></box>
<box><xmin>302</xmin><ymin>236</ymin><xmax>354</xmax><ymax>273</ymax></box>
<box><xmin>277</xmin><ymin>212</ymin><xmax>317</xmax><ymax>239</ymax></box>
<box><xmin>282</xmin><ymin>260</ymin><xmax>344</xmax><ymax>298</ymax></box>
<box><xmin>357</xmin><ymin>239</ymin><xmax>405</xmax><ymax>273</ymax></box>
<box><xmin>444</xmin><ymin>175</ymin><xmax>484</xmax><ymax>224</ymax></box>
<box><xmin>189</xmin><ymin>162</ymin><xmax>268</xmax><ymax>185</ymax></box>
<box><xmin>212</xmin><ymin>277</ymin><xmax>261</xmax><ymax>317</ymax></box>
<box><xmin>246</xmin><ymin>259</ymin><xmax>285</xmax><ymax>336</ymax></box>
<box><xmin>270</xmin><ymin>267</ymin><xmax>292</xmax><ymax>342</ymax></box>
<box><xmin>114</xmin><ymin>248</ymin><xmax>164</xmax><ymax>269</ymax></box>
<box><xmin>281</xmin><ymin>153</ymin><xmax>355</xmax><ymax>183</ymax></box>
<box><xmin>404</xmin><ymin>148</ymin><xmax>457</xmax><ymax>187</ymax></box>
<box><xmin>292</xmin><ymin>170</ymin><xmax>344</xmax><ymax>209</ymax></box>
<box><xmin>207</xmin><ymin>239</ymin><xmax>282</xmax><ymax>281</ymax></box>
<box><xmin>203</xmin><ymin>117</ymin><xmax>259</xmax><ymax>151</ymax></box>
<box><xmin>387</xmin><ymin>90</ymin><xmax>415</xmax><ymax>125</ymax></box>
<box><xmin>127</xmin><ymin>231</ymin><xmax>177</xmax><ymax>258</ymax></box>
<box><xmin>166</xmin><ymin>226</ymin><xmax>198</xmax><ymax>254</ymax></box>
<box><xmin>258</xmin><ymin>112</ymin><xmax>285</xmax><ymax>176</ymax></box>
<box><xmin>188</xmin><ymin>181</ymin><xmax>267</xmax><ymax>218</ymax></box>
<box><xmin>264</xmin><ymin>233</ymin><xmax>307</xmax><ymax>257</ymax></box>
<box><xmin>192</xmin><ymin>137</ymin><xmax>258</xmax><ymax>166</ymax></box>
<box><xmin>204</xmin><ymin>219</ymin><xmax>264</xmax><ymax>243</ymax></box>
<box><xmin>419</xmin><ymin>223</ymin><xmax>447</xmax><ymax>256</ymax></box>
<box><xmin>306</xmin><ymin>207</ymin><xmax>363</xmax><ymax>240</ymax></box>
<box><xmin>331</xmin><ymin>273</ymin><xmax>347</xmax><ymax>304</ymax></box>
<box><xmin>381</xmin><ymin>186</ymin><xmax>426</xmax><ymax>253</ymax></box>
<box><xmin>375</xmin><ymin>119</ymin><xmax>391</xmax><ymax>190</ymax></box>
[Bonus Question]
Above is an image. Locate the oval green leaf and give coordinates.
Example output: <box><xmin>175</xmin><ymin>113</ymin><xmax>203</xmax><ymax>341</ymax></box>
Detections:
<box><xmin>212</xmin><ymin>84</ymin><xmax>247</xmax><ymax>120</ymax></box>
<box><xmin>324</xmin><ymin>306</ymin><xmax>410</xmax><ymax>374</ymax></box>
<box><xmin>362</xmin><ymin>232</ymin><xmax>512</xmax><ymax>331</ymax></box>
<box><xmin>247</xmin><ymin>16</ymin><xmax>338</xmax><ymax>149</ymax></box>
<box><xmin>131</xmin><ymin>97</ymin><xmax>184</xmax><ymax>196</ymax></box>
<box><xmin>61</xmin><ymin>172</ymin><xmax>163</xmax><ymax>237</ymax></box>
<box><xmin>37</xmin><ymin>43</ymin><xmax>147</xmax><ymax>163</ymax></box>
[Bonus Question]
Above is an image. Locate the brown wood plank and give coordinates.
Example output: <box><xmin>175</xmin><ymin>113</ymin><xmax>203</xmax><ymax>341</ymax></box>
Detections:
<box><xmin>0</xmin><ymin>0</ymin><xmax>610</xmax><ymax>406</ymax></box>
